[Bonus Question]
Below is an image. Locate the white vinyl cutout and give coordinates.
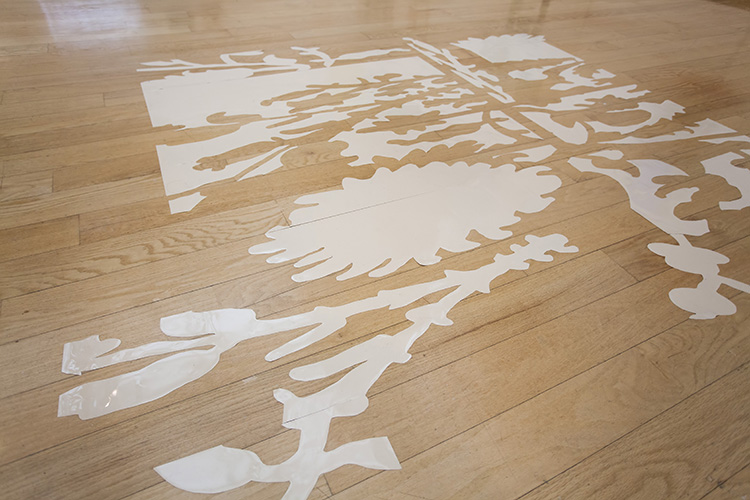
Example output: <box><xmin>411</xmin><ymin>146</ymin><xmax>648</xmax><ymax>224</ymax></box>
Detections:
<box><xmin>508</xmin><ymin>60</ymin><xmax>576</xmax><ymax>81</ymax></box>
<box><xmin>648</xmin><ymin>235</ymin><xmax>750</xmax><ymax>319</ymax></box>
<box><xmin>605</xmin><ymin>118</ymin><xmax>736</xmax><ymax>144</ymax></box>
<box><xmin>454</xmin><ymin>34</ymin><xmax>580</xmax><ymax>63</ymax></box>
<box><xmin>168</xmin><ymin>192</ymin><xmax>206</xmax><ymax>214</ymax></box>
<box><xmin>521</xmin><ymin>111</ymin><xmax>590</xmax><ymax>145</ymax></box>
<box><xmin>61</xmin><ymin>233</ymin><xmax>577</xmax><ymax>497</ymax></box>
<box><xmin>141</xmin><ymin>57</ymin><xmax>442</xmax><ymax>201</ymax></box>
<box><xmin>523</xmin><ymin>85</ymin><xmax>650</xmax><ymax>112</ymax></box>
<box><xmin>586</xmin><ymin>101</ymin><xmax>685</xmax><ymax>135</ymax></box>
<box><xmin>58</xmin><ymin>34</ymin><xmax>750</xmax><ymax>500</ymax></box>
<box><xmin>332</xmin><ymin>111</ymin><xmax>518</xmax><ymax>167</ymax></box>
<box><xmin>569</xmin><ymin>152</ymin><xmax>750</xmax><ymax>320</ymax></box>
<box><xmin>702</xmin><ymin>151</ymin><xmax>750</xmax><ymax>210</ymax></box>
<box><xmin>702</xmin><ymin>135</ymin><xmax>750</xmax><ymax>144</ymax></box>
<box><xmin>508</xmin><ymin>144</ymin><xmax>558</xmax><ymax>163</ymax></box>
<box><xmin>551</xmin><ymin>63</ymin><xmax>615</xmax><ymax>91</ymax></box>
<box><xmin>250</xmin><ymin>162</ymin><xmax>561</xmax><ymax>282</ymax></box>
<box><xmin>568</xmin><ymin>156</ymin><xmax>709</xmax><ymax>236</ymax></box>
<box><xmin>59</xmin><ymin>162</ymin><xmax>564</xmax><ymax>419</ymax></box>
<box><xmin>406</xmin><ymin>38</ymin><xmax>516</xmax><ymax>104</ymax></box>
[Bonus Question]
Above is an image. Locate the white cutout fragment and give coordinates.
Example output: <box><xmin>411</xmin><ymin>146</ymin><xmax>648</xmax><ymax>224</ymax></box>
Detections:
<box><xmin>249</xmin><ymin>162</ymin><xmax>562</xmax><ymax>281</ymax></box>
<box><xmin>605</xmin><ymin>118</ymin><xmax>737</xmax><ymax>144</ymax></box>
<box><xmin>60</xmin><ymin>234</ymin><xmax>577</xmax><ymax>497</ymax></box>
<box><xmin>139</xmin><ymin>51</ymin><xmax>309</xmax><ymax>74</ymax></box>
<box><xmin>155</xmin><ymin>440</ymin><xmax>401</xmax><ymax>496</ymax></box>
<box><xmin>234</xmin><ymin>146</ymin><xmax>290</xmax><ymax>182</ymax></box>
<box><xmin>141</xmin><ymin>57</ymin><xmax>443</xmax><ymax>202</ymax></box>
<box><xmin>292</xmin><ymin>46</ymin><xmax>410</xmax><ymax>67</ymax></box>
<box><xmin>587</xmin><ymin>100</ymin><xmax>685</xmax><ymax>135</ymax></box>
<box><xmin>510</xmin><ymin>144</ymin><xmax>557</xmax><ymax>163</ymax></box>
<box><xmin>55</xmin><ymin>33</ymin><xmax>750</xmax><ymax>500</ymax></box>
<box><xmin>570</xmin><ymin>152</ymin><xmax>748</xmax><ymax>319</ymax></box>
<box><xmin>168</xmin><ymin>192</ymin><xmax>206</xmax><ymax>214</ymax></box>
<box><xmin>702</xmin><ymin>152</ymin><xmax>750</xmax><ymax>210</ymax></box>
<box><xmin>589</xmin><ymin>150</ymin><xmax>624</xmax><ymax>160</ymax></box>
<box><xmin>508</xmin><ymin>60</ymin><xmax>576</xmax><ymax>81</ymax></box>
<box><xmin>551</xmin><ymin>63</ymin><xmax>615</xmax><ymax>91</ymax></box>
<box><xmin>454</xmin><ymin>34</ymin><xmax>580</xmax><ymax>63</ymax></box>
<box><xmin>521</xmin><ymin>85</ymin><xmax>649</xmax><ymax>112</ymax></box>
<box><xmin>406</xmin><ymin>38</ymin><xmax>515</xmax><ymax>103</ymax></box>
<box><xmin>333</xmin><ymin>112</ymin><xmax>518</xmax><ymax>167</ymax></box>
<box><xmin>490</xmin><ymin>109</ymin><xmax>541</xmax><ymax>138</ymax></box>
<box><xmin>649</xmin><ymin>235</ymin><xmax>750</xmax><ymax>319</ymax></box>
<box><xmin>521</xmin><ymin>111</ymin><xmax>589</xmax><ymax>144</ymax></box>
<box><xmin>701</xmin><ymin>135</ymin><xmax>750</xmax><ymax>144</ymax></box>
<box><xmin>569</xmin><ymin>156</ymin><xmax>709</xmax><ymax>236</ymax></box>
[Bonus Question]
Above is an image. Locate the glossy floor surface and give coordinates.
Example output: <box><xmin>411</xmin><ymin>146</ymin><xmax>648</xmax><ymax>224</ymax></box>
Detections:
<box><xmin>2</xmin><ymin>0</ymin><xmax>750</xmax><ymax>499</ymax></box>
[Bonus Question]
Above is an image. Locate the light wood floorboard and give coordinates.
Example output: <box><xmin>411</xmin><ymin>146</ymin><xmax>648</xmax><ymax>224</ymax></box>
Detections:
<box><xmin>1</xmin><ymin>0</ymin><xmax>749</xmax><ymax>498</ymax></box>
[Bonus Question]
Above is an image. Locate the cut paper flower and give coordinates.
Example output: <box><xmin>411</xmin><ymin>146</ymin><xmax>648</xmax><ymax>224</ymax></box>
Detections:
<box><xmin>250</xmin><ymin>161</ymin><xmax>561</xmax><ymax>281</ymax></box>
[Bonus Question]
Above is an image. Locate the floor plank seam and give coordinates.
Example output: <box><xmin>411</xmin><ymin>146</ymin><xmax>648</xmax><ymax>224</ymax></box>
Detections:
<box><xmin>513</xmin><ymin>361</ymin><xmax>750</xmax><ymax>500</ymax></box>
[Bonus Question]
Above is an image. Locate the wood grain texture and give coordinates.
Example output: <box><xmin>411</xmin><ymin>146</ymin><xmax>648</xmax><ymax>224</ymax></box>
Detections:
<box><xmin>0</xmin><ymin>216</ymin><xmax>78</xmax><ymax>262</ymax></box>
<box><xmin>1</xmin><ymin>0</ymin><xmax>749</xmax><ymax>499</ymax></box>
<box><xmin>701</xmin><ymin>464</ymin><xmax>750</xmax><ymax>500</ymax></box>
<box><xmin>0</xmin><ymin>171</ymin><xmax>53</xmax><ymax>202</ymax></box>
<box><xmin>518</xmin><ymin>363</ymin><xmax>750</xmax><ymax>500</ymax></box>
<box><xmin>0</xmin><ymin>200</ymin><xmax>284</xmax><ymax>300</ymax></box>
<box><xmin>330</xmin><ymin>294</ymin><xmax>750</xmax><ymax>499</ymax></box>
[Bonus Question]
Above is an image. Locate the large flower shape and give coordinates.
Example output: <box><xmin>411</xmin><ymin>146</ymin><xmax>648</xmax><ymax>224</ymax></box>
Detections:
<box><xmin>249</xmin><ymin>161</ymin><xmax>561</xmax><ymax>281</ymax></box>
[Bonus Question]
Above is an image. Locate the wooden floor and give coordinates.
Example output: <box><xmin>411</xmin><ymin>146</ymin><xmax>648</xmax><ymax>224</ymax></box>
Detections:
<box><xmin>2</xmin><ymin>0</ymin><xmax>750</xmax><ymax>498</ymax></box>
